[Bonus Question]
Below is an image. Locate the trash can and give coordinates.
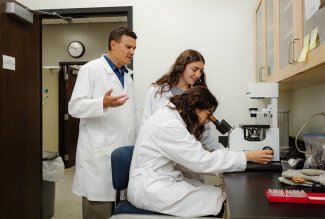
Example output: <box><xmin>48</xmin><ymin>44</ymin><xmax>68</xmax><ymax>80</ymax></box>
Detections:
<box><xmin>42</xmin><ymin>151</ymin><xmax>64</xmax><ymax>219</ymax></box>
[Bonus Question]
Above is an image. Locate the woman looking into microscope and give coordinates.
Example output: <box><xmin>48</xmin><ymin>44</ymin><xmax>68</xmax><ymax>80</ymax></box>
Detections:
<box><xmin>128</xmin><ymin>86</ymin><xmax>273</xmax><ymax>217</ymax></box>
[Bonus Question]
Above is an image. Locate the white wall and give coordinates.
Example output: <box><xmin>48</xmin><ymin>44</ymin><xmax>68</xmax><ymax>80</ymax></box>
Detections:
<box><xmin>19</xmin><ymin>0</ymin><xmax>257</xmax><ymax>128</ymax></box>
<box><xmin>289</xmin><ymin>84</ymin><xmax>325</xmax><ymax>136</ymax></box>
<box><xmin>18</xmin><ymin>0</ymin><xmax>325</xmax><ymax>141</ymax></box>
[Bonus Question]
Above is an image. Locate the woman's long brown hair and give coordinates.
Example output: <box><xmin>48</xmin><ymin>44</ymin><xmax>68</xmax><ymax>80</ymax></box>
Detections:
<box><xmin>169</xmin><ymin>86</ymin><xmax>218</xmax><ymax>140</ymax></box>
<box><xmin>154</xmin><ymin>49</ymin><xmax>207</xmax><ymax>96</ymax></box>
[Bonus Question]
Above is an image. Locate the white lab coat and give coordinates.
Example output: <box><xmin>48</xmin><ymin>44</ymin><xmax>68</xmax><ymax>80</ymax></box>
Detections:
<box><xmin>141</xmin><ymin>84</ymin><xmax>221</xmax><ymax>152</ymax></box>
<box><xmin>128</xmin><ymin>103</ymin><xmax>246</xmax><ymax>217</ymax></box>
<box><xmin>68</xmin><ymin>55</ymin><xmax>135</xmax><ymax>201</ymax></box>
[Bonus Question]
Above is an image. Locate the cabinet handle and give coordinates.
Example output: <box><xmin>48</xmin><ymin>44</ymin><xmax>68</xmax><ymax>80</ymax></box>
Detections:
<box><xmin>267</xmin><ymin>66</ymin><xmax>271</xmax><ymax>76</ymax></box>
<box><xmin>288</xmin><ymin>40</ymin><xmax>294</xmax><ymax>64</ymax></box>
<box><xmin>259</xmin><ymin>66</ymin><xmax>265</xmax><ymax>82</ymax></box>
<box><xmin>291</xmin><ymin>38</ymin><xmax>299</xmax><ymax>63</ymax></box>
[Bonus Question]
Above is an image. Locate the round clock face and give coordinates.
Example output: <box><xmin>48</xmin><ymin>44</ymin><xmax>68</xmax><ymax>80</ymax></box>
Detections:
<box><xmin>67</xmin><ymin>41</ymin><xmax>85</xmax><ymax>58</ymax></box>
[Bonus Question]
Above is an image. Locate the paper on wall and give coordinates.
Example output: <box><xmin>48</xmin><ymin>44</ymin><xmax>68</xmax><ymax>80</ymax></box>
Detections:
<box><xmin>298</xmin><ymin>34</ymin><xmax>310</xmax><ymax>63</ymax></box>
<box><xmin>309</xmin><ymin>27</ymin><xmax>320</xmax><ymax>51</ymax></box>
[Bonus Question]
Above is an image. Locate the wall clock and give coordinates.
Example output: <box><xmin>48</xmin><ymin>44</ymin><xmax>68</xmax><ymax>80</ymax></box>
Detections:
<box><xmin>67</xmin><ymin>41</ymin><xmax>85</xmax><ymax>58</ymax></box>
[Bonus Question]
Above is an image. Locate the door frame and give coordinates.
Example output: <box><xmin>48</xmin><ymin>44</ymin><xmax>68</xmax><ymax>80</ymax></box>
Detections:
<box><xmin>59</xmin><ymin>61</ymin><xmax>86</xmax><ymax>167</ymax></box>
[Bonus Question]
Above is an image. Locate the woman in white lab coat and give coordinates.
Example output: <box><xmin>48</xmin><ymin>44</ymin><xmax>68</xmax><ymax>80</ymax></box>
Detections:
<box><xmin>128</xmin><ymin>86</ymin><xmax>273</xmax><ymax>217</ymax></box>
<box><xmin>141</xmin><ymin>49</ymin><xmax>221</xmax><ymax>181</ymax></box>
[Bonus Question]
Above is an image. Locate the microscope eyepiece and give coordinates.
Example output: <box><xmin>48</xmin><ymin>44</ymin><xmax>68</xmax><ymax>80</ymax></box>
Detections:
<box><xmin>209</xmin><ymin>115</ymin><xmax>232</xmax><ymax>135</ymax></box>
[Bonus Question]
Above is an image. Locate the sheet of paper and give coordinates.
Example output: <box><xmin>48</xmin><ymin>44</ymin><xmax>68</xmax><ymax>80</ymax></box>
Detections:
<box><xmin>309</xmin><ymin>27</ymin><xmax>320</xmax><ymax>51</ymax></box>
<box><xmin>304</xmin><ymin>0</ymin><xmax>321</xmax><ymax>21</ymax></box>
<box><xmin>298</xmin><ymin>34</ymin><xmax>310</xmax><ymax>63</ymax></box>
<box><xmin>2</xmin><ymin>55</ymin><xmax>16</xmax><ymax>71</ymax></box>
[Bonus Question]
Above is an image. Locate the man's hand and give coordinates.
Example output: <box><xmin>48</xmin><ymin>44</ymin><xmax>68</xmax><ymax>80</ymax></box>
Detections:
<box><xmin>244</xmin><ymin>150</ymin><xmax>273</xmax><ymax>164</ymax></box>
<box><xmin>103</xmin><ymin>89</ymin><xmax>129</xmax><ymax>108</ymax></box>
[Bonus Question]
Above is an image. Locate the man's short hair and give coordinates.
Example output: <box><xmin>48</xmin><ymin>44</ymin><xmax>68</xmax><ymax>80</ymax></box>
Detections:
<box><xmin>108</xmin><ymin>27</ymin><xmax>137</xmax><ymax>50</ymax></box>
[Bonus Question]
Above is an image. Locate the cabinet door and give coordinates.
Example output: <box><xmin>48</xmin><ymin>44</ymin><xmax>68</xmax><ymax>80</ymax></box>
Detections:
<box><xmin>304</xmin><ymin>1</ymin><xmax>325</xmax><ymax>47</ymax></box>
<box><xmin>256</xmin><ymin>0</ymin><xmax>325</xmax><ymax>89</ymax></box>
<box><xmin>279</xmin><ymin>0</ymin><xmax>303</xmax><ymax>69</ymax></box>
<box><xmin>255</xmin><ymin>0</ymin><xmax>276</xmax><ymax>82</ymax></box>
<box><xmin>256</xmin><ymin>0</ymin><xmax>265</xmax><ymax>81</ymax></box>
<box><xmin>266</xmin><ymin>0</ymin><xmax>275</xmax><ymax>77</ymax></box>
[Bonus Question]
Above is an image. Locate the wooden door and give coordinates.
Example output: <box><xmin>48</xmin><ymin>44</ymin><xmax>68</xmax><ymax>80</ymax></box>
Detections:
<box><xmin>59</xmin><ymin>62</ymin><xmax>86</xmax><ymax>168</ymax></box>
<box><xmin>0</xmin><ymin>1</ymin><xmax>42</xmax><ymax>218</ymax></box>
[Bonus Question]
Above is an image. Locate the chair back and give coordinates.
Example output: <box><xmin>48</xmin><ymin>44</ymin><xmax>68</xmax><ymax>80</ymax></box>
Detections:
<box><xmin>111</xmin><ymin>146</ymin><xmax>166</xmax><ymax>216</ymax></box>
<box><xmin>111</xmin><ymin>145</ymin><xmax>134</xmax><ymax>191</ymax></box>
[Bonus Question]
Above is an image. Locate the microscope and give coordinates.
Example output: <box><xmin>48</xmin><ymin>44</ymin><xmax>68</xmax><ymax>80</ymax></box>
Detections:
<box><xmin>228</xmin><ymin>83</ymin><xmax>280</xmax><ymax>161</ymax></box>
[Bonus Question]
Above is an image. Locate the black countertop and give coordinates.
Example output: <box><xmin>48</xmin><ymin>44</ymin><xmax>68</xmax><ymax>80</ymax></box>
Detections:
<box><xmin>223</xmin><ymin>171</ymin><xmax>325</xmax><ymax>219</ymax></box>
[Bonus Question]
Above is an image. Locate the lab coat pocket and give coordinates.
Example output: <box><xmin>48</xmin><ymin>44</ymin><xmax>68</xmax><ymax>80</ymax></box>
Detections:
<box><xmin>94</xmin><ymin>135</ymin><xmax>117</xmax><ymax>160</ymax></box>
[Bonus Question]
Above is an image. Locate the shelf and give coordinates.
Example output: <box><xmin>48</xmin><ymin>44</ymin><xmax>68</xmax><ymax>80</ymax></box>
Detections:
<box><xmin>42</xmin><ymin>66</ymin><xmax>60</xmax><ymax>72</ymax></box>
<box><xmin>279</xmin><ymin>64</ymin><xmax>325</xmax><ymax>91</ymax></box>
<box><xmin>42</xmin><ymin>66</ymin><xmax>60</xmax><ymax>70</ymax></box>
<box><xmin>271</xmin><ymin>43</ymin><xmax>325</xmax><ymax>91</ymax></box>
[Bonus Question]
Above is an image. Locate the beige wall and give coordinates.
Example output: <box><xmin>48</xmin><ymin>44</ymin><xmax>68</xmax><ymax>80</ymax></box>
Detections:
<box><xmin>42</xmin><ymin>22</ymin><xmax>126</xmax><ymax>152</ymax></box>
<box><xmin>42</xmin><ymin>69</ymin><xmax>59</xmax><ymax>152</ymax></box>
<box><xmin>42</xmin><ymin>22</ymin><xmax>126</xmax><ymax>66</ymax></box>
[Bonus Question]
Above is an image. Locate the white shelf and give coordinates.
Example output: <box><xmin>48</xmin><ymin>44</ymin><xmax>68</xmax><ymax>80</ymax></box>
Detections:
<box><xmin>42</xmin><ymin>66</ymin><xmax>60</xmax><ymax>70</ymax></box>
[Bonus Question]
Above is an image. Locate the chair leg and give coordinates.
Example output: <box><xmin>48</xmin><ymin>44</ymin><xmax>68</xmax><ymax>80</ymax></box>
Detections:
<box><xmin>115</xmin><ymin>191</ymin><xmax>120</xmax><ymax>205</ymax></box>
<box><xmin>111</xmin><ymin>202</ymin><xmax>115</xmax><ymax>215</ymax></box>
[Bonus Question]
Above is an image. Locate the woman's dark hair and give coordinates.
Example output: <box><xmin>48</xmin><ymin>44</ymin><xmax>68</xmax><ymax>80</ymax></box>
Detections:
<box><xmin>108</xmin><ymin>27</ymin><xmax>137</xmax><ymax>50</ymax></box>
<box><xmin>154</xmin><ymin>49</ymin><xmax>207</xmax><ymax>95</ymax></box>
<box><xmin>169</xmin><ymin>86</ymin><xmax>218</xmax><ymax>140</ymax></box>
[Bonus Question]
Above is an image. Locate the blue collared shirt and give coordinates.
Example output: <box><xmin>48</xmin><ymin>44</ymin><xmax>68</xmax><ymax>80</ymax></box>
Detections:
<box><xmin>104</xmin><ymin>55</ymin><xmax>128</xmax><ymax>87</ymax></box>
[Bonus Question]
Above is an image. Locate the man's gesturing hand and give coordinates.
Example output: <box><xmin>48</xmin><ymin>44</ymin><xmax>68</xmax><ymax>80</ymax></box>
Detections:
<box><xmin>103</xmin><ymin>89</ymin><xmax>129</xmax><ymax>108</ymax></box>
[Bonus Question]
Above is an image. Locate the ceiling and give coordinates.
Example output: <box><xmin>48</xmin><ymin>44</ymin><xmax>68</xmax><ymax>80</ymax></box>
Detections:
<box><xmin>42</xmin><ymin>16</ymin><xmax>127</xmax><ymax>24</ymax></box>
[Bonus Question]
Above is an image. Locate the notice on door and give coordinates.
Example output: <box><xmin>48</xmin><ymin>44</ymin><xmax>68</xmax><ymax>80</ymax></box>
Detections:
<box><xmin>2</xmin><ymin>55</ymin><xmax>16</xmax><ymax>71</ymax></box>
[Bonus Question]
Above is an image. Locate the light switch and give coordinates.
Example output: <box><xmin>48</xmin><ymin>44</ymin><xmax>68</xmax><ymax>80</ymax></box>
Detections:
<box><xmin>2</xmin><ymin>55</ymin><xmax>16</xmax><ymax>71</ymax></box>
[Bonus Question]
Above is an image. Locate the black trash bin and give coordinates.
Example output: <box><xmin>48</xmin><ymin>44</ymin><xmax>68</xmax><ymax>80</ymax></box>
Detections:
<box><xmin>42</xmin><ymin>151</ymin><xmax>59</xmax><ymax>219</ymax></box>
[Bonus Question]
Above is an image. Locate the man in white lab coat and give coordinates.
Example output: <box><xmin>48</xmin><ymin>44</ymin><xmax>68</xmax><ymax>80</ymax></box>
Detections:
<box><xmin>128</xmin><ymin>86</ymin><xmax>273</xmax><ymax>217</ymax></box>
<box><xmin>68</xmin><ymin>27</ymin><xmax>137</xmax><ymax>219</ymax></box>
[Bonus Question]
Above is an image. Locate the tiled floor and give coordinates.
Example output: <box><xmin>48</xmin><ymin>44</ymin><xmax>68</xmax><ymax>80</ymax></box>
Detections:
<box><xmin>51</xmin><ymin>166</ymin><xmax>82</xmax><ymax>219</ymax></box>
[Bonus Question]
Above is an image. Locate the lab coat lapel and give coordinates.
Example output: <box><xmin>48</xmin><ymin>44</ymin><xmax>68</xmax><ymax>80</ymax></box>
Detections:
<box><xmin>124</xmin><ymin>70</ymin><xmax>133</xmax><ymax>93</ymax></box>
<box><xmin>100</xmin><ymin>55</ymin><xmax>124</xmax><ymax>90</ymax></box>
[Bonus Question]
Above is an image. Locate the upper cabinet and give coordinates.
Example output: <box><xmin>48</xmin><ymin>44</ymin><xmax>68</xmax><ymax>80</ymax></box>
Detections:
<box><xmin>255</xmin><ymin>0</ymin><xmax>275</xmax><ymax>81</ymax></box>
<box><xmin>256</xmin><ymin>0</ymin><xmax>263</xmax><ymax>81</ymax></box>
<box><xmin>255</xmin><ymin>0</ymin><xmax>325</xmax><ymax>90</ymax></box>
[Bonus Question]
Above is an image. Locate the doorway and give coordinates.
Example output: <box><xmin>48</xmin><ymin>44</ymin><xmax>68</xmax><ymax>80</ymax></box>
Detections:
<box><xmin>59</xmin><ymin>62</ymin><xmax>86</xmax><ymax>168</ymax></box>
